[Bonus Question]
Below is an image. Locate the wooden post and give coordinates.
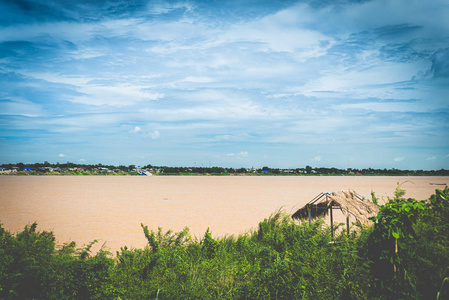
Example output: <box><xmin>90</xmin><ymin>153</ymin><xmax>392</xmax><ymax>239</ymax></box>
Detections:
<box><xmin>330</xmin><ymin>206</ymin><xmax>334</xmax><ymax>240</ymax></box>
<box><xmin>346</xmin><ymin>216</ymin><xmax>350</xmax><ymax>235</ymax></box>
<box><xmin>326</xmin><ymin>194</ymin><xmax>334</xmax><ymax>240</ymax></box>
<box><xmin>308</xmin><ymin>204</ymin><xmax>312</xmax><ymax>224</ymax></box>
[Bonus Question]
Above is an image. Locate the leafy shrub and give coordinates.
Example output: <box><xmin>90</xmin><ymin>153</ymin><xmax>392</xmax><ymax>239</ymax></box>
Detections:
<box><xmin>0</xmin><ymin>223</ymin><xmax>114</xmax><ymax>299</ymax></box>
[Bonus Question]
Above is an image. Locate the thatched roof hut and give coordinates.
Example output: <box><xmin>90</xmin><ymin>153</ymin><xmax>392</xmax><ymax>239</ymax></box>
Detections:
<box><xmin>292</xmin><ymin>190</ymin><xmax>379</xmax><ymax>227</ymax></box>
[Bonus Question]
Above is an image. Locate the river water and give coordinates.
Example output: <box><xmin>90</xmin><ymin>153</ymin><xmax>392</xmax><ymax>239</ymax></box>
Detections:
<box><xmin>1</xmin><ymin>176</ymin><xmax>447</xmax><ymax>253</ymax></box>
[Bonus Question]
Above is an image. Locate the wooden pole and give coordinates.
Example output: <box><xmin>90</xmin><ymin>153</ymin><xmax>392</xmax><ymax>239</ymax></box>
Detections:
<box><xmin>330</xmin><ymin>207</ymin><xmax>334</xmax><ymax>240</ymax></box>
<box><xmin>346</xmin><ymin>216</ymin><xmax>350</xmax><ymax>235</ymax></box>
<box><xmin>326</xmin><ymin>194</ymin><xmax>334</xmax><ymax>240</ymax></box>
<box><xmin>308</xmin><ymin>205</ymin><xmax>312</xmax><ymax>224</ymax></box>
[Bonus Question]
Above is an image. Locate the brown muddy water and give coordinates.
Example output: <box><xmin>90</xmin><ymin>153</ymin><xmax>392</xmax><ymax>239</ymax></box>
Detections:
<box><xmin>0</xmin><ymin>176</ymin><xmax>447</xmax><ymax>253</ymax></box>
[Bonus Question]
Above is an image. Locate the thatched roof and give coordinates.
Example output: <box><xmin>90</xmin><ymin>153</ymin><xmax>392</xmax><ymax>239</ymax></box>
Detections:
<box><xmin>292</xmin><ymin>190</ymin><xmax>379</xmax><ymax>226</ymax></box>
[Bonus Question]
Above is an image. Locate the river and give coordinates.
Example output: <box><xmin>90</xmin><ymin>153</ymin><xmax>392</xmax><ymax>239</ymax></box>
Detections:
<box><xmin>1</xmin><ymin>176</ymin><xmax>447</xmax><ymax>253</ymax></box>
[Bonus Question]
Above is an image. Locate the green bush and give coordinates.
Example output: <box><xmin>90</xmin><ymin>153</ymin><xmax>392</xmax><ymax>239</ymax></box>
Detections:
<box><xmin>0</xmin><ymin>223</ymin><xmax>114</xmax><ymax>299</ymax></box>
<box><xmin>401</xmin><ymin>187</ymin><xmax>449</xmax><ymax>299</ymax></box>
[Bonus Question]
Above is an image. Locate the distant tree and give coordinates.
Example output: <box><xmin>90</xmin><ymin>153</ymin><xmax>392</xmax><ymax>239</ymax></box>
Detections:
<box><xmin>117</xmin><ymin>165</ymin><xmax>128</xmax><ymax>171</ymax></box>
<box><xmin>236</xmin><ymin>168</ymin><xmax>247</xmax><ymax>173</ymax></box>
<box><xmin>271</xmin><ymin>168</ymin><xmax>280</xmax><ymax>174</ymax></box>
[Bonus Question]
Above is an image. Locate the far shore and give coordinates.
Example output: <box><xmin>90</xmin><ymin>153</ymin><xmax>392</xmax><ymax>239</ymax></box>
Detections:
<box><xmin>2</xmin><ymin>172</ymin><xmax>449</xmax><ymax>177</ymax></box>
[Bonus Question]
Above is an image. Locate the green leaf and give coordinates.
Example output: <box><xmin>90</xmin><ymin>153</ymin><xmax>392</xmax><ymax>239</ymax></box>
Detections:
<box><xmin>392</xmin><ymin>231</ymin><xmax>400</xmax><ymax>239</ymax></box>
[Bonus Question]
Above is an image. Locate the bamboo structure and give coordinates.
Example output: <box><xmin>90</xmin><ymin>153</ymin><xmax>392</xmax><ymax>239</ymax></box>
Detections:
<box><xmin>291</xmin><ymin>190</ymin><xmax>380</xmax><ymax>237</ymax></box>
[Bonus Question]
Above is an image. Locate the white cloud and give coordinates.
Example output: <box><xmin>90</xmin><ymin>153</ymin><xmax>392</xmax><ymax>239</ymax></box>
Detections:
<box><xmin>22</xmin><ymin>71</ymin><xmax>93</xmax><ymax>86</ymax></box>
<box><xmin>146</xmin><ymin>2</ymin><xmax>192</xmax><ymax>15</ymax></box>
<box><xmin>0</xmin><ymin>21</ymin><xmax>95</xmax><ymax>43</ymax></box>
<box><xmin>139</xmin><ymin>99</ymin><xmax>267</xmax><ymax>122</ymax></box>
<box><xmin>39</xmin><ymin>113</ymin><xmax>128</xmax><ymax>134</ymax></box>
<box><xmin>134</xmin><ymin>20</ymin><xmax>211</xmax><ymax>42</ymax></box>
<box><xmin>302</xmin><ymin>62</ymin><xmax>427</xmax><ymax>99</ymax></box>
<box><xmin>180</xmin><ymin>76</ymin><xmax>214</xmax><ymax>83</ymax></box>
<box><xmin>426</xmin><ymin>156</ymin><xmax>437</xmax><ymax>161</ymax></box>
<box><xmin>0</xmin><ymin>97</ymin><xmax>44</xmax><ymax>117</ymax></box>
<box><xmin>215</xmin><ymin>135</ymin><xmax>233</xmax><ymax>141</ymax></box>
<box><xmin>394</xmin><ymin>157</ymin><xmax>404</xmax><ymax>162</ymax></box>
<box><xmin>225</xmin><ymin>151</ymin><xmax>248</xmax><ymax>158</ymax></box>
<box><xmin>334</xmin><ymin>0</ymin><xmax>449</xmax><ymax>38</ymax></box>
<box><xmin>58</xmin><ymin>153</ymin><xmax>65</xmax><ymax>158</ymax></box>
<box><xmin>238</xmin><ymin>151</ymin><xmax>249</xmax><ymax>158</ymax></box>
<box><xmin>131</xmin><ymin>126</ymin><xmax>160</xmax><ymax>139</ymax></box>
<box><xmin>148</xmin><ymin>130</ymin><xmax>160</xmax><ymax>139</ymax></box>
<box><xmin>78</xmin><ymin>158</ymin><xmax>86</xmax><ymax>162</ymax></box>
<box><xmin>312</xmin><ymin>156</ymin><xmax>322</xmax><ymax>162</ymax></box>
<box><xmin>222</xmin><ymin>4</ymin><xmax>332</xmax><ymax>56</ymax></box>
<box><xmin>73</xmin><ymin>85</ymin><xmax>163</xmax><ymax>107</ymax></box>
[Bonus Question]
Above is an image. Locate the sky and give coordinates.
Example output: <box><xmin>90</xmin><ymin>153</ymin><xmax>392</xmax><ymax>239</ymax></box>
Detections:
<box><xmin>0</xmin><ymin>0</ymin><xmax>448</xmax><ymax>169</ymax></box>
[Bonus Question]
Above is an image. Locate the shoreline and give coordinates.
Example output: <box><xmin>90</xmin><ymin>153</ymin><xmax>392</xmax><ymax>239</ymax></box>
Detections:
<box><xmin>2</xmin><ymin>172</ymin><xmax>449</xmax><ymax>177</ymax></box>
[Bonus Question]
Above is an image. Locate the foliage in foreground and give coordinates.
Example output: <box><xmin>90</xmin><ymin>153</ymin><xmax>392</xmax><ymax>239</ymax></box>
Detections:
<box><xmin>0</xmin><ymin>187</ymin><xmax>448</xmax><ymax>299</ymax></box>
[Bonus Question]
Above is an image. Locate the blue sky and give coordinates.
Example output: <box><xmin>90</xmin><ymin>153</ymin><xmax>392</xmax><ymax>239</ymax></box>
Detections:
<box><xmin>0</xmin><ymin>0</ymin><xmax>448</xmax><ymax>169</ymax></box>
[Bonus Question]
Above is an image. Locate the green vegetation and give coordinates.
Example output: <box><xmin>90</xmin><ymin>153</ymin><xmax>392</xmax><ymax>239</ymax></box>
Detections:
<box><xmin>1</xmin><ymin>187</ymin><xmax>448</xmax><ymax>299</ymax></box>
<box><xmin>1</xmin><ymin>162</ymin><xmax>448</xmax><ymax>176</ymax></box>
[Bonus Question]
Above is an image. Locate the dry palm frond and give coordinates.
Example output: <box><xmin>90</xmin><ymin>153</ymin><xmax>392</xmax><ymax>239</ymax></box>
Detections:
<box><xmin>292</xmin><ymin>190</ymin><xmax>379</xmax><ymax>226</ymax></box>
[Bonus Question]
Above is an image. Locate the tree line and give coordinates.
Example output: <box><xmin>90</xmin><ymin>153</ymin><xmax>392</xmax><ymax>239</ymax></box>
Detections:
<box><xmin>1</xmin><ymin>161</ymin><xmax>448</xmax><ymax>176</ymax></box>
